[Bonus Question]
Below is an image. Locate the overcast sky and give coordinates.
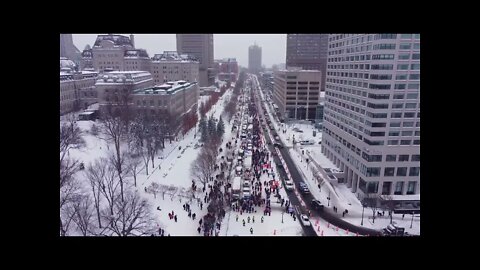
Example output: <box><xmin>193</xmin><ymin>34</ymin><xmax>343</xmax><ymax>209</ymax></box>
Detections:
<box><xmin>72</xmin><ymin>34</ymin><xmax>286</xmax><ymax>68</ymax></box>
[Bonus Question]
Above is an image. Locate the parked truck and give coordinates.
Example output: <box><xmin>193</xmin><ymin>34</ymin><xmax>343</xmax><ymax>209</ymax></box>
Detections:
<box><xmin>244</xmin><ymin>156</ymin><xmax>252</xmax><ymax>171</ymax></box>
<box><xmin>232</xmin><ymin>176</ymin><xmax>242</xmax><ymax>201</ymax></box>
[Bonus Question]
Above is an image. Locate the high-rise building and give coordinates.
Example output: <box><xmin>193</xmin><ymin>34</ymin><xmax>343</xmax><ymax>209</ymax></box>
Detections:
<box><xmin>91</xmin><ymin>34</ymin><xmax>135</xmax><ymax>72</ymax></box>
<box><xmin>216</xmin><ymin>58</ymin><xmax>239</xmax><ymax>82</ymax></box>
<box><xmin>322</xmin><ymin>34</ymin><xmax>420</xmax><ymax>206</ymax></box>
<box><xmin>248</xmin><ymin>43</ymin><xmax>262</xmax><ymax>74</ymax></box>
<box><xmin>286</xmin><ymin>34</ymin><xmax>328</xmax><ymax>91</ymax></box>
<box><xmin>60</xmin><ymin>34</ymin><xmax>82</xmax><ymax>65</ymax></box>
<box><xmin>176</xmin><ymin>34</ymin><xmax>214</xmax><ymax>87</ymax></box>
<box><xmin>272</xmin><ymin>69</ymin><xmax>322</xmax><ymax>120</ymax></box>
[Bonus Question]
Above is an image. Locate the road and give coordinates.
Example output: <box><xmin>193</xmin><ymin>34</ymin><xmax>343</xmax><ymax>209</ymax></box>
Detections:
<box><xmin>249</xmin><ymin>75</ymin><xmax>317</xmax><ymax>236</ymax></box>
<box><xmin>250</xmin><ymin>74</ymin><xmax>382</xmax><ymax>236</ymax></box>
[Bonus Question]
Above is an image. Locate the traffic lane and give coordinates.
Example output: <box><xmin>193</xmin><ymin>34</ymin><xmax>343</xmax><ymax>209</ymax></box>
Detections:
<box><xmin>255</xmin><ymin>95</ymin><xmax>316</xmax><ymax>236</ymax></box>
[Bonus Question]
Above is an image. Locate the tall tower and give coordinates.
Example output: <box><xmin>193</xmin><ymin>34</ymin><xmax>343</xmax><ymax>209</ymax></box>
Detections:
<box><xmin>176</xmin><ymin>34</ymin><xmax>214</xmax><ymax>86</ymax></box>
<box><xmin>130</xmin><ymin>34</ymin><xmax>135</xmax><ymax>48</ymax></box>
<box><xmin>60</xmin><ymin>34</ymin><xmax>81</xmax><ymax>64</ymax></box>
<box><xmin>286</xmin><ymin>34</ymin><xmax>329</xmax><ymax>91</ymax></box>
<box><xmin>322</xmin><ymin>34</ymin><xmax>420</xmax><ymax>205</ymax></box>
<box><xmin>248</xmin><ymin>43</ymin><xmax>262</xmax><ymax>74</ymax></box>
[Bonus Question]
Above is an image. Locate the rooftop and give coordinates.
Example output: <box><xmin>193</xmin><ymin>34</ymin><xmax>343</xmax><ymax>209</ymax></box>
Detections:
<box><xmin>133</xmin><ymin>81</ymin><xmax>197</xmax><ymax>95</ymax></box>
<box><xmin>93</xmin><ymin>34</ymin><xmax>133</xmax><ymax>47</ymax></box>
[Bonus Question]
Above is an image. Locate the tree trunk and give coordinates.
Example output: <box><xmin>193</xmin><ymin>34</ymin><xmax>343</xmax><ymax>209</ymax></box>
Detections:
<box><xmin>115</xmin><ymin>139</ymin><xmax>124</xmax><ymax>203</ymax></box>
<box><xmin>133</xmin><ymin>174</ymin><xmax>137</xmax><ymax>187</ymax></box>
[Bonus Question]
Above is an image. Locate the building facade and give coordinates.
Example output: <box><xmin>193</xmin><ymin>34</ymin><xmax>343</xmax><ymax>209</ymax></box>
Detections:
<box><xmin>132</xmin><ymin>81</ymin><xmax>198</xmax><ymax>124</ymax></box>
<box><xmin>124</xmin><ymin>49</ymin><xmax>152</xmax><ymax>72</ymax></box>
<box><xmin>286</xmin><ymin>34</ymin><xmax>328</xmax><ymax>91</ymax></box>
<box><xmin>176</xmin><ymin>34</ymin><xmax>214</xmax><ymax>87</ymax></box>
<box><xmin>60</xmin><ymin>70</ymin><xmax>99</xmax><ymax>115</ymax></box>
<box><xmin>151</xmin><ymin>51</ymin><xmax>199</xmax><ymax>84</ymax></box>
<box><xmin>92</xmin><ymin>34</ymin><xmax>134</xmax><ymax>72</ymax></box>
<box><xmin>216</xmin><ymin>58</ymin><xmax>238</xmax><ymax>82</ymax></box>
<box><xmin>96</xmin><ymin>71</ymin><xmax>154</xmax><ymax>115</ymax></box>
<box><xmin>248</xmin><ymin>44</ymin><xmax>262</xmax><ymax>74</ymax></box>
<box><xmin>272</xmin><ymin>69</ymin><xmax>322</xmax><ymax>120</ymax></box>
<box><xmin>321</xmin><ymin>34</ymin><xmax>420</xmax><ymax>204</ymax></box>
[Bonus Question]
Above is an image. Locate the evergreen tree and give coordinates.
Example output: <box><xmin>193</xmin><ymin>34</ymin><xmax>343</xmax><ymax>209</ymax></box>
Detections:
<box><xmin>217</xmin><ymin>116</ymin><xmax>225</xmax><ymax>138</ymax></box>
<box><xmin>207</xmin><ymin>116</ymin><xmax>216</xmax><ymax>139</ymax></box>
<box><xmin>199</xmin><ymin>116</ymin><xmax>208</xmax><ymax>142</ymax></box>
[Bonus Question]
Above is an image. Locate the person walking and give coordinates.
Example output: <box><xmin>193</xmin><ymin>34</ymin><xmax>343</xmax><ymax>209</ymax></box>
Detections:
<box><xmin>261</xmin><ymin>216</ymin><xmax>264</xmax><ymax>223</ymax></box>
<box><xmin>192</xmin><ymin>213</ymin><xmax>196</xmax><ymax>220</ymax></box>
<box><xmin>252</xmin><ymin>216</ymin><xmax>255</xmax><ymax>223</ymax></box>
<box><xmin>236</xmin><ymin>214</ymin><xmax>239</xmax><ymax>222</ymax></box>
<box><xmin>197</xmin><ymin>227</ymin><xmax>201</xmax><ymax>234</ymax></box>
<box><xmin>247</xmin><ymin>216</ymin><xmax>251</xmax><ymax>223</ymax></box>
<box><xmin>174</xmin><ymin>215</ymin><xmax>178</xmax><ymax>222</ymax></box>
<box><xmin>243</xmin><ymin>219</ymin><xmax>246</xmax><ymax>226</ymax></box>
<box><xmin>250</xmin><ymin>227</ymin><xmax>253</xmax><ymax>234</ymax></box>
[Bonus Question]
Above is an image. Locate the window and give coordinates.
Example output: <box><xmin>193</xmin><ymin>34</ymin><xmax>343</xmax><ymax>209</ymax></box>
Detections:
<box><xmin>389</xmin><ymin>131</ymin><xmax>400</xmax><ymax>136</ymax></box>
<box><xmin>399</xmin><ymin>43</ymin><xmax>412</xmax><ymax>50</ymax></box>
<box><xmin>409</xmin><ymin>167</ymin><xmax>420</xmax><ymax>177</ymax></box>
<box><xmin>367</xmin><ymin>182</ymin><xmax>379</xmax><ymax>193</ymax></box>
<box><xmin>400</xmin><ymin>140</ymin><xmax>411</xmax><ymax>145</ymax></box>
<box><xmin>390</xmin><ymin>122</ymin><xmax>401</xmax><ymax>127</ymax></box>
<box><xmin>366</xmin><ymin>167</ymin><xmax>381</xmax><ymax>177</ymax></box>
<box><xmin>398</xmin><ymin>54</ymin><xmax>410</xmax><ymax>60</ymax></box>
<box><xmin>402</xmin><ymin>131</ymin><xmax>413</xmax><ymax>136</ymax></box>
<box><xmin>409</xmin><ymin>74</ymin><xmax>420</xmax><ymax>80</ymax></box>
<box><xmin>397</xmin><ymin>167</ymin><xmax>407</xmax><ymax>176</ymax></box>
<box><xmin>415</xmin><ymin>131</ymin><xmax>420</xmax><ymax>136</ymax></box>
<box><xmin>408</xmin><ymin>83</ymin><xmax>420</xmax><ymax>89</ymax></box>
<box><xmin>405</xmin><ymin>103</ymin><xmax>417</xmax><ymax>109</ymax></box>
<box><xmin>392</xmin><ymin>103</ymin><xmax>404</xmax><ymax>109</ymax></box>
<box><xmin>391</xmin><ymin>112</ymin><xmax>402</xmax><ymax>118</ymax></box>
<box><xmin>404</xmin><ymin>112</ymin><xmax>415</xmax><ymax>118</ymax></box>
<box><xmin>384</xmin><ymin>167</ymin><xmax>395</xmax><ymax>176</ymax></box>
<box><xmin>413</xmin><ymin>139</ymin><xmax>420</xmax><ymax>145</ymax></box>
<box><xmin>403</xmin><ymin>121</ymin><xmax>414</xmax><ymax>127</ymax></box>
<box><xmin>399</xmin><ymin>155</ymin><xmax>409</xmax><ymax>161</ymax></box>
<box><xmin>393</xmin><ymin>93</ymin><xmax>405</xmax><ymax>99</ymax></box>
<box><xmin>386</xmin><ymin>155</ymin><xmax>396</xmax><ymax>162</ymax></box>
<box><xmin>407</xmin><ymin>181</ymin><xmax>417</xmax><ymax>194</ymax></box>
<box><xmin>396</xmin><ymin>74</ymin><xmax>408</xmax><ymax>80</ymax></box>
<box><xmin>388</xmin><ymin>140</ymin><xmax>399</xmax><ymax>145</ymax></box>
<box><xmin>411</xmin><ymin>63</ymin><xmax>421</xmax><ymax>70</ymax></box>
<box><xmin>401</xmin><ymin>34</ymin><xmax>413</xmax><ymax>39</ymax></box>
<box><xmin>413</xmin><ymin>43</ymin><xmax>420</xmax><ymax>50</ymax></box>
<box><xmin>394</xmin><ymin>181</ymin><xmax>404</xmax><ymax>195</ymax></box>
<box><xmin>382</xmin><ymin>182</ymin><xmax>392</xmax><ymax>195</ymax></box>
<box><xmin>407</xmin><ymin>93</ymin><xmax>419</xmax><ymax>99</ymax></box>
<box><xmin>397</xmin><ymin>64</ymin><xmax>409</xmax><ymax>70</ymax></box>
<box><xmin>411</xmin><ymin>155</ymin><xmax>420</xmax><ymax>161</ymax></box>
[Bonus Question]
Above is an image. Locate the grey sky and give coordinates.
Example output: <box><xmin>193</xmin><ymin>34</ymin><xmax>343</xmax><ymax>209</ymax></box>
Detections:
<box><xmin>72</xmin><ymin>34</ymin><xmax>286</xmax><ymax>68</ymax></box>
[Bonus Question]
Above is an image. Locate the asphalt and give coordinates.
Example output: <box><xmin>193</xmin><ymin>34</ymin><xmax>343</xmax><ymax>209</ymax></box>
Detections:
<box><xmin>251</xmin><ymin>75</ymin><xmax>382</xmax><ymax>236</ymax></box>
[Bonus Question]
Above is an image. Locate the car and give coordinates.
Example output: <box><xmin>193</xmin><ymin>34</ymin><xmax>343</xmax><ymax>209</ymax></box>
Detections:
<box><xmin>273</xmin><ymin>142</ymin><xmax>283</xmax><ymax>149</ymax></box>
<box><xmin>299</xmin><ymin>214</ymin><xmax>311</xmax><ymax>227</ymax></box>
<box><xmin>298</xmin><ymin>182</ymin><xmax>310</xmax><ymax>194</ymax></box>
<box><xmin>284</xmin><ymin>179</ymin><xmax>294</xmax><ymax>191</ymax></box>
<box><xmin>311</xmin><ymin>199</ymin><xmax>324</xmax><ymax>211</ymax></box>
<box><xmin>300</xmin><ymin>140</ymin><xmax>315</xmax><ymax>145</ymax></box>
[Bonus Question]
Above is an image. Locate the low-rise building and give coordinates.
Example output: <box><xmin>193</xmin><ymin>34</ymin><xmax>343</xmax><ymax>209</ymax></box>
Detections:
<box><xmin>151</xmin><ymin>51</ymin><xmax>199</xmax><ymax>85</ymax></box>
<box><xmin>272</xmin><ymin>69</ymin><xmax>322</xmax><ymax>120</ymax></box>
<box><xmin>60</xmin><ymin>70</ymin><xmax>99</xmax><ymax>115</ymax></box>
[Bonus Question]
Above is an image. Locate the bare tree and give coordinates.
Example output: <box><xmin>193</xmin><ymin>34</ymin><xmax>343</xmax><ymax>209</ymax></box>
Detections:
<box><xmin>191</xmin><ymin>147</ymin><xmax>217</xmax><ymax>190</ymax></box>
<box><xmin>98</xmin><ymin>156</ymin><xmax>121</xmax><ymax>216</ymax></box>
<box><xmin>364</xmin><ymin>192</ymin><xmax>380</xmax><ymax>224</ymax></box>
<box><xmin>84</xmin><ymin>159</ymin><xmax>107</xmax><ymax>228</ymax></box>
<box><xmin>380</xmin><ymin>195</ymin><xmax>396</xmax><ymax>224</ymax></box>
<box><xmin>147</xmin><ymin>182</ymin><xmax>161</xmax><ymax>199</ymax></box>
<box><xmin>60</xmin><ymin>157</ymin><xmax>83</xmax><ymax>236</ymax></box>
<box><xmin>168</xmin><ymin>185</ymin><xmax>178</xmax><ymax>201</ymax></box>
<box><xmin>101</xmin><ymin>103</ymin><xmax>127</xmax><ymax>203</ymax></box>
<box><xmin>104</xmin><ymin>191</ymin><xmax>157</xmax><ymax>236</ymax></box>
<box><xmin>60</xmin><ymin>119</ymin><xmax>85</xmax><ymax>165</ymax></box>
<box><xmin>72</xmin><ymin>194</ymin><xmax>96</xmax><ymax>236</ymax></box>
<box><xmin>125</xmin><ymin>155</ymin><xmax>142</xmax><ymax>187</ymax></box>
<box><xmin>159</xmin><ymin>184</ymin><xmax>169</xmax><ymax>200</ymax></box>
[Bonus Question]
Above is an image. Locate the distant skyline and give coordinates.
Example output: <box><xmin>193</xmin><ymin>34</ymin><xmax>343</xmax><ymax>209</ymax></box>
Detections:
<box><xmin>72</xmin><ymin>34</ymin><xmax>287</xmax><ymax>68</ymax></box>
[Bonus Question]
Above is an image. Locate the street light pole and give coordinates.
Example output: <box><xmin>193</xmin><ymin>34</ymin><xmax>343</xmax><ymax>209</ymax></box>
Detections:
<box><xmin>410</xmin><ymin>211</ymin><xmax>414</xmax><ymax>229</ymax></box>
<box><xmin>361</xmin><ymin>204</ymin><xmax>365</xmax><ymax>226</ymax></box>
<box><xmin>327</xmin><ymin>191</ymin><xmax>331</xmax><ymax>207</ymax></box>
<box><xmin>282</xmin><ymin>212</ymin><xmax>284</xmax><ymax>223</ymax></box>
